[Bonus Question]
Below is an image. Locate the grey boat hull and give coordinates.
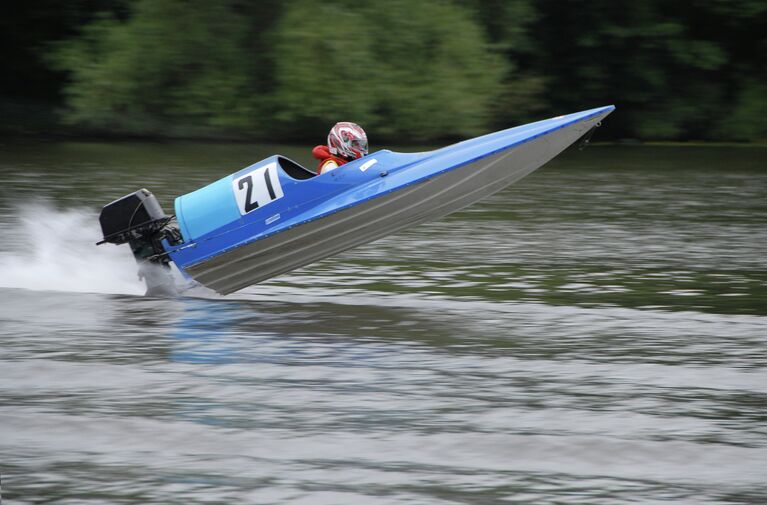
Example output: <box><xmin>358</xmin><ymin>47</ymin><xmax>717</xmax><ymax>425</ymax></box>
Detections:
<box><xmin>186</xmin><ymin>108</ymin><xmax>611</xmax><ymax>294</ymax></box>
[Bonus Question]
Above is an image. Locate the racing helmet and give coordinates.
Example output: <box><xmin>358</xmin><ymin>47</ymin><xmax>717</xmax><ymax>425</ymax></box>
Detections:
<box><xmin>328</xmin><ymin>122</ymin><xmax>368</xmax><ymax>160</ymax></box>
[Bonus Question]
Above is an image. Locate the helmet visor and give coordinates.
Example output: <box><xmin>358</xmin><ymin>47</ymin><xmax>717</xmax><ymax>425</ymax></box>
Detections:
<box><xmin>349</xmin><ymin>138</ymin><xmax>368</xmax><ymax>156</ymax></box>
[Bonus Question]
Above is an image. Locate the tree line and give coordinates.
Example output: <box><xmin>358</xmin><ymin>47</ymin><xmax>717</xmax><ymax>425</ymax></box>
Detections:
<box><xmin>2</xmin><ymin>0</ymin><xmax>766</xmax><ymax>142</ymax></box>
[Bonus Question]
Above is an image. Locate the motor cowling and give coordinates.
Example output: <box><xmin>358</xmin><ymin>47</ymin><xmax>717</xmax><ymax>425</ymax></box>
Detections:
<box><xmin>99</xmin><ymin>189</ymin><xmax>169</xmax><ymax>245</ymax></box>
<box><xmin>98</xmin><ymin>189</ymin><xmax>182</xmax><ymax>296</ymax></box>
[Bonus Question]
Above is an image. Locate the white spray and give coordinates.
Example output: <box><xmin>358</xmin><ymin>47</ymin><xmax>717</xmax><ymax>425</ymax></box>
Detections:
<box><xmin>0</xmin><ymin>203</ymin><xmax>145</xmax><ymax>295</ymax></box>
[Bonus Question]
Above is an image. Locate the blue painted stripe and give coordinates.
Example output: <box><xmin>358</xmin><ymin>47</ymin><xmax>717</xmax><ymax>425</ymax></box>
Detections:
<box><xmin>174</xmin><ymin>176</ymin><xmax>241</xmax><ymax>241</ymax></box>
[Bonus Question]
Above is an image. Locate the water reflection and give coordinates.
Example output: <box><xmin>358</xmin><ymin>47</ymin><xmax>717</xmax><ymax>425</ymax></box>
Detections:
<box><xmin>1</xmin><ymin>144</ymin><xmax>766</xmax><ymax>504</ymax></box>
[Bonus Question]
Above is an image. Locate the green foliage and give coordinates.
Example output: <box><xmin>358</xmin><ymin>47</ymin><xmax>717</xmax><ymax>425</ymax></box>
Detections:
<box><xmin>268</xmin><ymin>1</ymin><xmax>376</xmax><ymax>137</ymax></box>
<box><xmin>525</xmin><ymin>0</ymin><xmax>767</xmax><ymax>141</ymax></box>
<box><xmin>49</xmin><ymin>0</ymin><xmax>259</xmax><ymax>136</ymax></box>
<box><xmin>270</xmin><ymin>0</ymin><xmax>508</xmax><ymax>141</ymax></box>
<box><xmin>720</xmin><ymin>80</ymin><xmax>767</xmax><ymax>142</ymax></box>
<box><xmin>28</xmin><ymin>0</ymin><xmax>767</xmax><ymax>142</ymax></box>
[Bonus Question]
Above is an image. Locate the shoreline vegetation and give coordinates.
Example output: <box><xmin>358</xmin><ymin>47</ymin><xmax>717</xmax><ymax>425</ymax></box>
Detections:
<box><xmin>2</xmin><ymin>1</ymin><xmax>766</xmax><ymax>144</ymax></box>
<box><xmin>3</xmin><ymin>131</ymin><xmax>765</xmax><ymax>150</ymax></box>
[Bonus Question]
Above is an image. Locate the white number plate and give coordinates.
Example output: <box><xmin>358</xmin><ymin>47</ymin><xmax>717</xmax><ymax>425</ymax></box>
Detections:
<box><xmin>232</xmin><ymin>162</ymin><xmax>284</xmax><ymax>215</ymax></box>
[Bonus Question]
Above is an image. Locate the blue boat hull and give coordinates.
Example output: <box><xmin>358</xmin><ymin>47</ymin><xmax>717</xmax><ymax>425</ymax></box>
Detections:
<box><xmin>165</xmin><ymin>105</ymin><xmax>615</xmax><ymax>294</ymax></box>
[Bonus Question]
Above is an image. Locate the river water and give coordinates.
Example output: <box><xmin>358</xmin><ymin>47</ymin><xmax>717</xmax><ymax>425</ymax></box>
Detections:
<box><xmin>0</xmin><ymin>141</ymin><xmax>765</xmax><ymax>504</ymax></box>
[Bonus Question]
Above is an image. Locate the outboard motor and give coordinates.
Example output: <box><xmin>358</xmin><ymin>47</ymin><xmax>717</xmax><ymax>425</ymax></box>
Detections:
<box><xmin>97</xmin><ymin>189</ymin><xmax>182</xmax><ymax>296</ymax></box>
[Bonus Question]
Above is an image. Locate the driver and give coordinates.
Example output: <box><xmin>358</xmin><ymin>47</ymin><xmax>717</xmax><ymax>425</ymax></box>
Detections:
<box><xmin>312</xmin><ymin>122</ymin><xmax>368</xmax><ymax>175</ymax></box>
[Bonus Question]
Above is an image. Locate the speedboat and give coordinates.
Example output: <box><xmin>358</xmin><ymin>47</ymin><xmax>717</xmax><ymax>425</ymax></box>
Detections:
<box><xmin>98</xmin><ymin>105</ymin><xmax>615</xmax><ymax>296</ymax></box>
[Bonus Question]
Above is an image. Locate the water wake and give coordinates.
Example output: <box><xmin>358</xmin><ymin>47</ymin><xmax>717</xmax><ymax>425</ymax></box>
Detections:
<box><xmin>0</xmin><ymin>203</ymin><xmax>145</xmax><ymax>295</ymax></box>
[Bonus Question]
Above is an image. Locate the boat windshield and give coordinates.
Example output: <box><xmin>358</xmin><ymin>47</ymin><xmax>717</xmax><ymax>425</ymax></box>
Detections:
<box><xmin>278</xmin><ymin>156</ymin><xmax>316</xmax><ymax>180</ymax></box>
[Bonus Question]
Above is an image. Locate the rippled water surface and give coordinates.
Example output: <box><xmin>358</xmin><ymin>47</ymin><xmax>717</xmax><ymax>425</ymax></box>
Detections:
<box><xmin>1</xmin><ymin>141</ymin><xmax>766</xmax><ymax>504</ymax></box>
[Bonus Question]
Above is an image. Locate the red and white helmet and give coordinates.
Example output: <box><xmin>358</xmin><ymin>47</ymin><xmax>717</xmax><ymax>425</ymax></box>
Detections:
<box><xmin>328</xmin><ymin>122</ymin><xmax>368</xmax><ymax>160</ymax></box>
